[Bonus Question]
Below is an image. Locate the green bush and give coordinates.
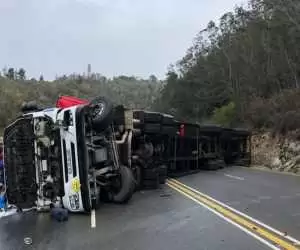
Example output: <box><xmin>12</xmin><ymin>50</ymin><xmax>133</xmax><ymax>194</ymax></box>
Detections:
<box><xmin>211</xmin><ymin>102</ymin><xmax>236</xmax><ymax>127</ymax></box>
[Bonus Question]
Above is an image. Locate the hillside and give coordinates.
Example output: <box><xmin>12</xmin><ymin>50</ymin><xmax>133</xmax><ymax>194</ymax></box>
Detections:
<box><xmin>154</xmin><ymin>0</ymin><xmax>300</xmax><ymax>134</ymax></box>
<box><xmin>0</xmin><ymin>75</ymin><xmax>163</xmax><ymax>130</ymax></box>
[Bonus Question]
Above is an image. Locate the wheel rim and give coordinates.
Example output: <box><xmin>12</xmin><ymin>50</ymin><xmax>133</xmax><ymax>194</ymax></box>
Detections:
<box><xmin>92</xmin><ymin>102</ymin><xmax>105</xmax><ymax>118</ymax></box>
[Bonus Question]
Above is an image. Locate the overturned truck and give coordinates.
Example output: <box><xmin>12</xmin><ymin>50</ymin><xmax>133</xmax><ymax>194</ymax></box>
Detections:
<box><xmin>3</xmin><ymin>95</ymin><xmax>252</xmax><ymax>213</ymax></box>
<box><xmin>3</xmin><ymin>97</ymin><xmax>136</xmax><ymax>213</ymax></box>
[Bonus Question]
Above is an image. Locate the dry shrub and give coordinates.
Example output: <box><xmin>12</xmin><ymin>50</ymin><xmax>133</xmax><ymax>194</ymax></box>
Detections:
<box><xmin>245</xmin><ymin>89</ymin><xmax>300</xmax><ymax>135</ymax></box>
<box><xmin>274</xmin><ymin>111</ymin><xmax>300</xmax><ymax>135</ymax></box>
<box><xmin>244</xmin><ymin>97</ymin><xmax>275</xmax><ymax>129</ymax></box>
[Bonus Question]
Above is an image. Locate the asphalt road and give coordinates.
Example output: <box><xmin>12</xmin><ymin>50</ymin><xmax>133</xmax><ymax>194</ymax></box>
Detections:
<box><xmin>177</xmin><ymin>166</ymin><xmax>300</xmax><ymax>239</ymax></box>
<box><xmin>0</xmin><ymin>166</ymin><xmax>299</xmax><ymax>250</ymax></box>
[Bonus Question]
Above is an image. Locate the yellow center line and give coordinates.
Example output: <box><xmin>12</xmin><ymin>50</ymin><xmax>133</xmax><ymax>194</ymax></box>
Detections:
<box><xmin>166</xmin><ymin>179</ymin><xmax>299</xmax><ymax>250</ymax></box>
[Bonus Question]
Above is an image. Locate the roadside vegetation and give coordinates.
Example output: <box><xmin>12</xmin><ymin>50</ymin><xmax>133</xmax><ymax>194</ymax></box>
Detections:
<box><xmin>155</xmin><ymin>0</ymin><xmax>300</xmax><ymax>136</ymax></box>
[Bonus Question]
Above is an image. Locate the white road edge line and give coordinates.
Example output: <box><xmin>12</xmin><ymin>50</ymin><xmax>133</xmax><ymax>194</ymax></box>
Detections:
<box><xmin>167</xmin><ymin>183</ymin><xmax>280</xmax><ymax>250</ymax></box>
<box><xmin>91</xmin><ymin>209</ymin><xmax>96</xmax><ymax>228</ymax></box>
<box><xmin>224</xmin><ymin>174</ymin><xmax>245</xmax><ymax>181</ymax></box>
<box><xmin>170</xmin><ymin>179</ymin><xmax>300</xmax><ymax>245</ymax></box>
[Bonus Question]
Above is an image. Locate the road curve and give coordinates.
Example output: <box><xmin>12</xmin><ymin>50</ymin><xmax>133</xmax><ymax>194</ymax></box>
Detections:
<box><xmin>0</xmin><ymin>166</ymin><xmax>298</xmax><ymax>250</ymax></box>
<box><xmin>175</xmin><ymin>166</ymin><xmax>300</xmax><ymax>240</ymax></box>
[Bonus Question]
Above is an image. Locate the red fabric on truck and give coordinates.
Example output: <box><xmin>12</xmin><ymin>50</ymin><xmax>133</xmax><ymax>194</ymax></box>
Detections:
<box><xmin>56</xmin><ymin>96</ymin><xmax>89</xmax><ymax>108</ymax></box>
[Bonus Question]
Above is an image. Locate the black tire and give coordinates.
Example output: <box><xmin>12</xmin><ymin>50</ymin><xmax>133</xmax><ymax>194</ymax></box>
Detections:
<box><xmin>90</xmin><ymin>96</ymin><xmax>113</xmax><ymax>133</ymax></box>
<box><xmin>143</xmin><ymin>168</ymin><xmax>158</xmax><ymax>180</ymax></box>
<box><xmin>159</xmin><ymin>174</ymin><xmax>167</xmax><ymax>184</ymax></box>
<box><xmin>132</xmin><ymin>164</ymin><xmax>142</xmax><ymax>191</ymax></box>
<box><xmin>144</xmin><ymin>123</ymin><xmax>161</xmax><ymax>134</ymax></box>
<box><xmin>184</xmin><ymin>125</ymin><xmax>199</xmax><ymax>137</ymax></box>
<box><xmin>161</xmin><ymin>126</ymin><xmax>177</xmax><ymax>136</ymax></box>
<box><xmin>133</xmin><ymin>110</ymin><xmax>144</xmax><ymax>120</ymax></box>
<box><xmin>161</xmin><ymin>115</ymin><xmax>175</xmax><ymax>125</ymax></box>
<box><xmin>213</xmin><ymin>159</ymin><xmax>225</xmax><ymax>169</ymax></box>
<box><xmin>111</xmin><ymin>166</ymin><xmax>135</xmax><ymax>204</ymax></box>
<box><xmin>203</xmin><ymin>161</ymin><xmax>220</xmax><ymax>171</ymax></box>
<box><xmin>158</xmin><ymin>165</ymin><xmax>167</xmax><ymax>184</ymax></box>
<box><xmin>224</xmin><ymin>153</ymin><xmax>234</xmax><ymax>165</ymax></box>
<box><xmin>144</xmin><ymin>112</ymin><xmax>162</xmax><ymax>123</ymax></box>
<box><xmin>21</xmin><ymin>101</ymin><xmax>42</xmax><ymax>113</ymax></box>
<box><xmin>133</xmin><ymin>122</ymin><xmax>143</xmax><ymax>130</ymax></box>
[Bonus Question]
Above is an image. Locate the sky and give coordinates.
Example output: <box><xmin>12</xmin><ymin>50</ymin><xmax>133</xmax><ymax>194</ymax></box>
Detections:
<box><xmin>0</xmin><ymin>0</ymin><xmax>245</xmax><ymax>80</ymax></box>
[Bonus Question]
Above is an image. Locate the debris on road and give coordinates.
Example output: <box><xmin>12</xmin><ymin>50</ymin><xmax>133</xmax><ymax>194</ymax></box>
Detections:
<box><xmin>160</xmin><ymin>193</ymin><xmax>172</xmax><ymax>198</ymax></box>
<box><xmin>50</xmin><ymin>207</ymin><xmax>69</xmax><ymax>222</ymax></box>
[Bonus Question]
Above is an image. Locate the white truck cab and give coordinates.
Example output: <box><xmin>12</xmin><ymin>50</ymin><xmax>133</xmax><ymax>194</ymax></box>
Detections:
<box><xmin>3</xmin><ymin>98</ymin><xmax>135</xmax><ymax>213</ymax></box>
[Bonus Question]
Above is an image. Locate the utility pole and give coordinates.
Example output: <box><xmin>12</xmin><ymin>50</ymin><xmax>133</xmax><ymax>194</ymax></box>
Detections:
<box><xmin>87</xmin><ymin>64</ymin><xmax>91</xmax><ymax>79</ymax></box>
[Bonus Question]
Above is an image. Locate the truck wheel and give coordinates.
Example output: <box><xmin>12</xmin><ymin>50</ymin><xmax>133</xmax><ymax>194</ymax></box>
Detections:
<box><xmin>158</xmin><ymin>165</ymin><xmax>167</xmax><ymax>184</ymax></box>
<box><xmin>111</xmin><ymin>166</ymin><xmax>135</xmax><ymax>204</ymax></box>
<box><xmin>90</xmin><ymin>96</ymin><xmax>113</xmax><ymax>133</ymax></box>
<box><xmin>132</xmin><ymin>164</ymin><xmax>142</xmax><ymax>191</ymax></box>
<box><xmin>144</xmin><ymin>123</ymin><xmax>161</xmax><ymax>134</ymax></box>
<box><xmin>143</xmin><ymin>112</ymin><xmax>162</xmax><ymax>123</ymax></box>
<box><xmin>21</xmin><ymin>101</ymin><xmax>42</xmax><ymax>113</ymax></box>
<box><xmin>160</xmin><ymin>125</ymin><xmax>177</xmax><ymax>136</ymax></box>
<box><xmin>142</xmin><ymin>168</ymin><xmax>158</xmax><ymax>180</ymax></box>
<box><xmin>161</xmin><ymin>115</ymin><xmax>175</xmax><ymax>125</ymax></box>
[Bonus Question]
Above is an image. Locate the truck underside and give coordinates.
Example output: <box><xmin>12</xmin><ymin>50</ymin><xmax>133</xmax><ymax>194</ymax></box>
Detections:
<box><xmin>4</xmin><ymin>99</ymin><xmax>136</xmax><ymax>213</ymax></box>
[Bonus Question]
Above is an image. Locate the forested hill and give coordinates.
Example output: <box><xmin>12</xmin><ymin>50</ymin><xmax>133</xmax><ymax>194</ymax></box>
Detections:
<box><xmin>154</xmin><ymin>0</ymin><xmax>300</xmax><ymax>134</ymax></box>
<box><xmin>0</xmin><ymin>74</ymin><xmax>163</xmax><ymax>130</ymax></box>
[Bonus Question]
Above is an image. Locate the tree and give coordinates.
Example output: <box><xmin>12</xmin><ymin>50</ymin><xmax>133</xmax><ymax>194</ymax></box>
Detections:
<box><xmin>2</xmin><ymin>67</ymin><xmax>7</xmax><ymax>77</ymax></box>
<box><xmin>149</xmin><ymin>75</ymin><xmax>158</xmax><ymax>83</ymax></box>
<box><xmin>39</xmin><ymin>75</ymin><xmax>44</xmax><ymax>82</ymax></box>
<box><xmin>17</xmin><ymin>68</ymin><xmax>26</xmax><ymax>80</ymax></box>
<box><xmin>155</xmin><ymin>0</ymin><xmax>300</xmax><ymax>128</ymax></box>
<box><xmin>76</xmin><ymin>75</ymin><xmax>83</xmax><ymax>84</ymax></box>
<box><xmin>6</xmin><ymin>68</ymin><xmax>15</xmax><ymax>80</ymax></box>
